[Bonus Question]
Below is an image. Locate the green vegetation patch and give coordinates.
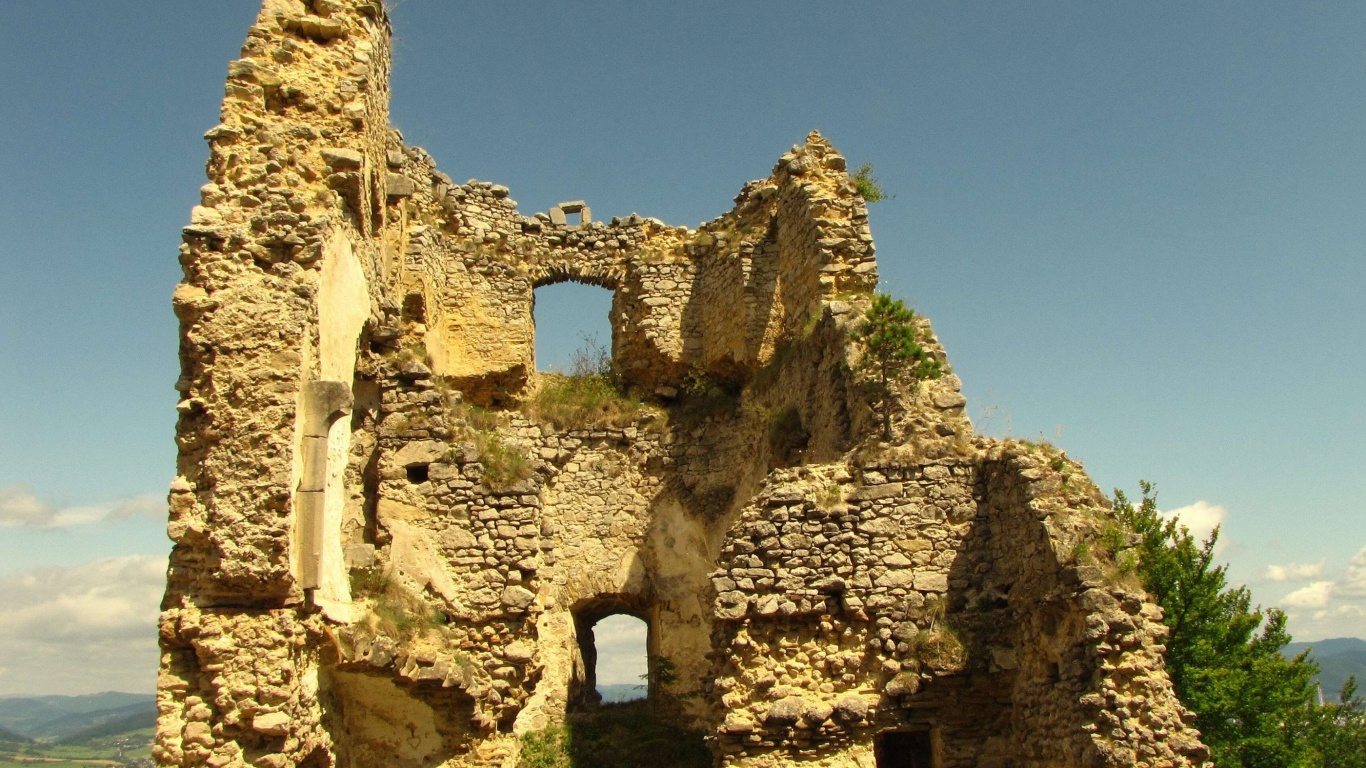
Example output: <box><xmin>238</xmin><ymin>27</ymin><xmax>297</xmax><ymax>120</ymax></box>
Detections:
<box><xmin>525</xmin><ymin>374</ymin><xmax>646</xmax><ymax>431</ymax></box>
<box><xmin>518</xmin><ymin>700</ymin><xmax>710</xmax><ymax>768</ymax></box>
<box><xmin>476</xmin><ymin>430</ymin><xmax>534</xmax><ymax>491</ymax></box>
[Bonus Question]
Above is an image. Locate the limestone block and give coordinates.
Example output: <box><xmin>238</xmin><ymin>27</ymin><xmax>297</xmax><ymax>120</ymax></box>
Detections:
<box><xmin>874</xmin><ymin>569</ymin><xmax>914</xmax><ymax>589</ymax></box>
<box><xmin>501</xmin><ymin>585</ymin><xmax>536</xmax><ymax>610</ymax></box>
<box><xmin>386</xmin><ymin>173</ymin><xmax>417</xmax><ymax>199</ymax></box>
<box><xmin>251</xmin><ymin>712</ymin><xmax>291</xmax><ymax>736</ymax></box>
<box><xmin>764</xmin><ymin>696</ymin><xmax>804</xmax><ymax>726</ymax></box>
<box><xmin>344</xmin><ymin>544</ymin><xmax>376</xmax><ymax>569</ymax></box>
<box><xmin>832</xmin><ymin>694</ymin><xmax>870</xmax><ymax>722</ymax></box>
<box><xmin>321</xmin><ymin>148</ymin><xmax>363</xmax><ymax>169</ymax></box>
<box><xmin>913</xmin><ymin>571</ymin><xmax>948</xmax><ymax>592</ymax></box>
<box><xmin>390</xmin><ymin>440</ymin><xmax>447</xmax><ymax>468</ymax></box>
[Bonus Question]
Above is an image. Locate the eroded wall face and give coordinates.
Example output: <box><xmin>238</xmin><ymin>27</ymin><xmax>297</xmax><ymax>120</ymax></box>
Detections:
<box><xmin>162</xmin><ymin>3</ymin><xmax>1212</xmax><ymax>767</ymax></box>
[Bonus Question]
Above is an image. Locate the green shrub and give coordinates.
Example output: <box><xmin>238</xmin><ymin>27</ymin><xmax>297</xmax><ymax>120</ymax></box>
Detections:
<box><xmin>852</xmin><ymin>162</ymin><xmax>891</xmax><ymax>203</ymax></box>
<box><xmin>518</xmin><ymin>726</ymin><xmax>571</xmax><ymax>768</ymax></box>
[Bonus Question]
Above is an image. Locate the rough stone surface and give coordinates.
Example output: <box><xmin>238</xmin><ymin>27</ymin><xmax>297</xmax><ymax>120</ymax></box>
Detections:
<box><xmin>158</xmin><ymin>3</ymin><xmax>1212</xmax><ymax>767</ymax></box>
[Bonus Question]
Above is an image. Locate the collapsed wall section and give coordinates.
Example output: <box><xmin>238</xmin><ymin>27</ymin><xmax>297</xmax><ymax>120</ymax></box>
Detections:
<box><xmin>706</xmin><ymin>446</ymin><xmax>1209</xmax><ymax>768</ymax></box>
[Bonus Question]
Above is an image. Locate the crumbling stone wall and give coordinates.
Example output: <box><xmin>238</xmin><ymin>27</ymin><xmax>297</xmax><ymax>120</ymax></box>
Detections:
<box><xmin>159</xmin><ymin>2</ymin><xmax>1211</xmax><ymax>767</ymax></box>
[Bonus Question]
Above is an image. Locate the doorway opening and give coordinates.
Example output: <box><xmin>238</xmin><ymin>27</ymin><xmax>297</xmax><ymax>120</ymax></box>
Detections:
<box><xmin>587</xmin><ymin>614</ymin><xmax>648</xmax><ymax>704</ymax></box>
<box><xmin>532</xmin><ymin>282</ymin><xmax>614</xmax><ymax>375</ymax></box>
<box><xmin>571</xmin><ymin>599</ymin><xmax>650</xmax><ymax>709</ymax></box>
<box><xmin>875</xmin><ymin>729</ymin><xmax>936</xmax><ymax>768</ymax></box>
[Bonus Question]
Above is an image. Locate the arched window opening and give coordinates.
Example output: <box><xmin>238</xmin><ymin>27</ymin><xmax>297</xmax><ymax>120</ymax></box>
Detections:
<box><xmin>532</xmin><ymin>281</ymin><xmax>614</xmax><ymax>374</ymax></box>
<box><xmin>577</xmin><ymin>612</ymin><xmax>648</xmax><ymax>707</ymax></box>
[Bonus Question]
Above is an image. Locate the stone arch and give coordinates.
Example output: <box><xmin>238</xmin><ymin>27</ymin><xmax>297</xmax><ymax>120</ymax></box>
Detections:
<box><xmin>529</xmin><ymin>262</ymin><xmax>625</xmax><ymax>292</ymax></box>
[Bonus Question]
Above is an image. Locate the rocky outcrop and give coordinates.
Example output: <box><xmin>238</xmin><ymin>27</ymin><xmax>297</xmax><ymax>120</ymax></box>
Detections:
<box><xmin>157</xmin><ymin>2</ymin><xmax>1210</xmax><ymax>767</ymax></box>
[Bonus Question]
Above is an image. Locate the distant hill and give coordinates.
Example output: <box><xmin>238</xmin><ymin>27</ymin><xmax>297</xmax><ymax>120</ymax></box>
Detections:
<box><xmin>0</xmin><ymin>723</ymin><xmax>31</xmax><ymax>744</ymax></box>
<box><xmin>57</xmin><ymin>708</ymin><xmax>158</xmax><ymax>745</ymax></box>
<box><xmin>597</xmin><ymin>683</ymin><xmax>647</xmax><ymax>703</ymax></box>
<box><xmin>1283</xmin><ymin>637</ymin><xmax>1366</xmax><ymax>700</ymax></box>
<box><xmin>0</xmin><ymin>692</ymin><xmax>155</xmax><ymax>742</ymax></box>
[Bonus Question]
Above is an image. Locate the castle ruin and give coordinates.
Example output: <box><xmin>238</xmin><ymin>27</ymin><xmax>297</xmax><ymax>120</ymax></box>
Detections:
<box><xmin>157</xmin><ymin>2</ymin><xmax>1213</xmax><ymax>766</ymax></box>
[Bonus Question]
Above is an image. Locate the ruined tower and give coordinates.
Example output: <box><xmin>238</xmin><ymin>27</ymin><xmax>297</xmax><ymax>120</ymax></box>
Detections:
<box><xmin>157</xmin><ymin>2</ymin><xmax>1212</xmax><ymax>766</ymax></box>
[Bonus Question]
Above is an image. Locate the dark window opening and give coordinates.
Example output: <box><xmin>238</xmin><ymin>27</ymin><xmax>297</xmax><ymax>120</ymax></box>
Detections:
<box><xmin>876</xmin><ymin>729</ymin><xmax>935</xmax><ymax>768</ymax></box>
<box><xmin>402</xmin><ymin>291</ymin><xmax>427</xmax><ymax>324</ymax></box>
<box><xmin>532</xmin><ymin>282</ymin><xmax>614</xmax><ymax>374</ymax></box>
<box><xmin>406</xmin><ymin>464</ymin><xmax>430</xmax><ymax>484</ymax></box>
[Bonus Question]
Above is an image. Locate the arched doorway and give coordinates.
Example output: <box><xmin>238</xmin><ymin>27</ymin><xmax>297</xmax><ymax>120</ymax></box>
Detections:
<box><xmin>570</xmin><ymin>597</ymin><xmax>655</xmax><ymax>709</ymax></box>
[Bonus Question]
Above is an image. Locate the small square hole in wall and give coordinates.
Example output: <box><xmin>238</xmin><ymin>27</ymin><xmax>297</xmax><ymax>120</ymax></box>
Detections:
<box><xmin>406</xmin><ymin>464</ymin><xmax>430</xmax><ymax>484</ymax></box>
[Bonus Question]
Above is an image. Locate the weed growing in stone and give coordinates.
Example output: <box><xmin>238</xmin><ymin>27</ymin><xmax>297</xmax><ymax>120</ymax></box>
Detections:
<box><xmin>443</xmin><ymin>400</ymin><xmax>534</xmax><ymax>490</ymax></box>
<box><xmin>352</xmin><ymin>569</ymin><xmax>448</xmax><ymax>640</ymax></box>
<box><xmin>477</xmin><ymin>431</ymin><xmax>533</xmax><ymax>491</ymax></box>
<box><xmin>817</xmin><ymin>483</ymin><xmax>845</xmax><ymax>509</ymax></box>
<box><xmin>852</xmin><ymin>162</ymin><xmax>891</xmax><ymax>203</ymax></box>
<box><xmin>349</xmin><ymin>565</ymin><xmax>389</xmax><ymax>596</ymax></box>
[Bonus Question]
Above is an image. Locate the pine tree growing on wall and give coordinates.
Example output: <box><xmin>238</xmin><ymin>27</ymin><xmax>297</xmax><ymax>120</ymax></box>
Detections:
<box><xmin>851</xmin><ymin>294</ymin><xmax>943</xmax><ymax>441</ymax></box>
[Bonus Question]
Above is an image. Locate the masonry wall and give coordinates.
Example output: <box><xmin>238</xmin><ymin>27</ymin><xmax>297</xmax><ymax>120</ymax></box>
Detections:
<box><xmin>159</xmin><ymin>2</ymin><xmax>1212</xmax><ymax>767</ymax></box>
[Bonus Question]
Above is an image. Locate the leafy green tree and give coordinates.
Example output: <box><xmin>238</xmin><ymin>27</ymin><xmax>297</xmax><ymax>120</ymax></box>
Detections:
<box><xmin>1303</xmin><ymin>676</ymin><xmax>1366</xmax><ymax>768</ymax></box>
<box><xmin>851</xmin><ymin>294</ymin><xmax>943</xmax><ymax>440</ymax></box>
<box><xmin>1112</xmin><ymin>483</ymin><xmax>1346</xmax><ymax>767</ymax></box>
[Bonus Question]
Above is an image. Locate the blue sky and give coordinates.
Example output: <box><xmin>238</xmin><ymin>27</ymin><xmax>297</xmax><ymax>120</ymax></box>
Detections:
<box><xmin>0</xmin><ymin>2</ymin><xmax>1362</xmax><ymax>695</ymax></box>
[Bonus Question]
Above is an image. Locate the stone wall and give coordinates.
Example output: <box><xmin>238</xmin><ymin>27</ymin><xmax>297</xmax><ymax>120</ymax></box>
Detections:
<box><xmin>158</xmin><ymin>2</ymin><xmax>1212</xmax><ymax>767</ymax></box>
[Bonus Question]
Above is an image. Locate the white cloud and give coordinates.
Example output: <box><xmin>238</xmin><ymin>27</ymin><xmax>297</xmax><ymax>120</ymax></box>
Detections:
<box><xmin>1279</xmin><ymin>546</ymin><xmax>1366</xmax><ymax>640</ymax></box>
<box><xmin>0</xmin><ymin>485</ymin><xmax>53</xmax><ymax>526</ymax></box>
<box><xmin>0</xmin><ymin>555</ymin><xmax>166</xmax><ymax>695</ymax></box>
<box><xmin>591</xmin><ymin>614</ymin><xmax>648</xmax><ymax>687</ymax></box>
<box><xmin>1338</xmin><ymin>547</ymin><xmax>1366</xmax><ymax>598</ymax></box>
<box><xmin>1160</xmin><ymin>500</ymin><xmax>1226</xmax><ymax>547</ymax></box>
<box><xmin>0</xmin><ymin>484</ymin><xmax>162</xmax><ymax>528</ymax></box>
<box><xmin>1282</xmin><ymin>581</ymin><xmax>1334</xmax><ymax>610</ymax></box>
<box><xmin>1265</xmin><ymin>561</ymin><xmax>1326</xmax><ymax>582</ymax></box>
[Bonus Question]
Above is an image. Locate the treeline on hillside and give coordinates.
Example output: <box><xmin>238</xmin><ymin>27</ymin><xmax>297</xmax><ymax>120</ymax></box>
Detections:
<box><xmin>1113</xmin><ymin>483</ymin><xmax>1366</xmax><ymax>768</ymax></box>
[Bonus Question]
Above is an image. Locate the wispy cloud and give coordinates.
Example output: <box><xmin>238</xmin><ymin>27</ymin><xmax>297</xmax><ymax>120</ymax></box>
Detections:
<box><xmin>1265</xmin><ymin>561</ymin><xmax>1326</xmax><ymax>582</ymax></box>
<box><xmin>0</xmin><ymin>484</ymin><xmax>162</xmax><ymax>528</ymax></box>
<box><xmin>0</xmin><ymin>555</ymin><xmax>165</xmax><ymax>695</ymax></box>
